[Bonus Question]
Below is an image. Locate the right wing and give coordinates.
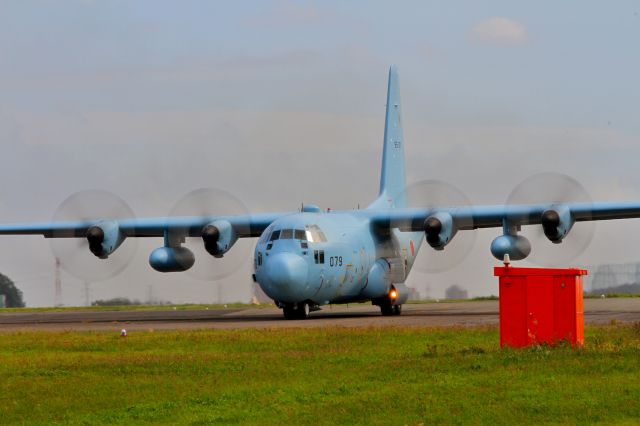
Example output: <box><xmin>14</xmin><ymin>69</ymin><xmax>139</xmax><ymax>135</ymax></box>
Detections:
<box><xmin>365</xmin><ymin>202</ymin><xmax>640</xmax><ymax>232</ymax></box>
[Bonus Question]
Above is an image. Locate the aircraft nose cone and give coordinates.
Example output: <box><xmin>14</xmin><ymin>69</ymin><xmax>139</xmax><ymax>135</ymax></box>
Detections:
<box><xmin>265</xmin><ymin>252</ymin><xmax>308</xmax><ymax>299</ymax></box>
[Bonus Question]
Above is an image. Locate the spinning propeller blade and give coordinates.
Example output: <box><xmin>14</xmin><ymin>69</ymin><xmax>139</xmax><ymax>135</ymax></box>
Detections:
<box><xmin>50</xmin><ymin>190</ymin><xmax>137</xmax><ymax>281</ymax></box>
<box><xmin>404</xmin><ymin>179</ymin><xmax>476</xmax><ymax>273</ymax></box>
<box><xmin>506</xmin><ymin>172</ymin><xmax>594</xmax><ymax>265</ymax></box>
<box><xmin>169</xmin><ymin>188</ymin><xmax>251</xmax><ymax>281</ymax></box>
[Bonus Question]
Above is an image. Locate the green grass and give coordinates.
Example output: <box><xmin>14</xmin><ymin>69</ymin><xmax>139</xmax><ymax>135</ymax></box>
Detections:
<box><xmin>1</xmin><ymin>325</ymin><xmax>640</xmax><ymax>425</ymax></box>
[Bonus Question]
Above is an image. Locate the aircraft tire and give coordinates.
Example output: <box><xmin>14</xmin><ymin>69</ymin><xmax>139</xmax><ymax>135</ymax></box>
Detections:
<box><xmin>283</xmin><ymin>303</ymin><xmax>310</xmax><ymax>320</ymax></box>
<box><xmin>380</xmin><ymin>302</ymin><xmax>394</xmax><ymax>316</ymax></box>
<box><xmin>392</xmin><ymin>304</ymin><xmax>402</xmax><ymax>315</ymax></box>
<box><xmin>283</xmin><ymin>306</ymin><xmax>297</xmax><ymax>320</ymax></box>
<box><xmin>299</xmin><ymin>302</ymin><xmax>310</xmax><ymax>319</ymax></box>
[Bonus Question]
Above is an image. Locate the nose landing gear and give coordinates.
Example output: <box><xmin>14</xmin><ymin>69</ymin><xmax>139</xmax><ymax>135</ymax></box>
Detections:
<box><xmin>282</xmin><ymin>302</ymin><xmax>312</xmax><ymax>320</ymax></box>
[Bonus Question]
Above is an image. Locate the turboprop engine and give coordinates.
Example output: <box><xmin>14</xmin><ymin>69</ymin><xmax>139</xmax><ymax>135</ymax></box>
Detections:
<box><xmin>202</xmin><ymin>219</ymin><xmax>237</xmax><ymax>257</ymax></box>
<box><xmin>86</xmin><ymin>220</ymin><xmax>125</xmax><ymax>259</ymax></box>
<box><xmin>541</xmin><ymin>206</ymin><xmax>573</xmax><ymax>243</ymax></box>
<box><xmin>424</xmin><ymin>212</ymin><xmax>457</xmax><ymax>250</ymax></box>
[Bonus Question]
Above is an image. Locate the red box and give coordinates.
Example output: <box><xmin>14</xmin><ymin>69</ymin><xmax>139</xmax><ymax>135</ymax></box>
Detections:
<box><xmin>494</xmin><ymin>266</ymin><xmax>588</xmax><ymax>348</ymax></box>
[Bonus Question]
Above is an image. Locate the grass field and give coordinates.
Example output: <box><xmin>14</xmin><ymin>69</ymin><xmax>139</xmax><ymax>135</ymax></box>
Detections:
<box><xmin>1</xmin><ymin>324</ymin><xmax>639</xmax><ymax>425</ymax></box>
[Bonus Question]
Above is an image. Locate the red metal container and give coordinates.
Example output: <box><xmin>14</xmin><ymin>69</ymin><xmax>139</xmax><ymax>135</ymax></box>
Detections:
<box><xmin>494</xmin><ymin>266</ymin><xmax>588</xmax><ymax>348</ymax></box>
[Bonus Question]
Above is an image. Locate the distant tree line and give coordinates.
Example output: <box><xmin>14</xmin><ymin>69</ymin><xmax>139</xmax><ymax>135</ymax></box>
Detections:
<box><xmin>92</xmin><ymin>297</ymin><xmax>141</xmax><ymax>306</ymax></box>
<box><xmin>587</xmin><ymin>283</ymin><xmax>640</xmax><ymax>296</ymax></box>
<box><xmin>0</xmin><ymin>273</ymin><xmax>25</xmax><ymax>308</ymax></box>
<box><xmin>91</xmin><ymin>297</ymin><xmax>172</xmax><ymax>306</ymax></box>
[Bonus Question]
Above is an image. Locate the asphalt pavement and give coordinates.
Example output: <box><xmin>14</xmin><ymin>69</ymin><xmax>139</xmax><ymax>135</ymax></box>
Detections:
<box><xmin>0</xmin><ymin>298</ymin><xmax>638</xmax><ymax>332</ymax></box>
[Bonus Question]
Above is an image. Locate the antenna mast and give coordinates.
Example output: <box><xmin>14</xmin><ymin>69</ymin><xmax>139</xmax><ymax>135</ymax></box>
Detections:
<box><xmin>54</xmin><ymin>257</ymin><xmax>62</xmax><ymax>307</ymax></box>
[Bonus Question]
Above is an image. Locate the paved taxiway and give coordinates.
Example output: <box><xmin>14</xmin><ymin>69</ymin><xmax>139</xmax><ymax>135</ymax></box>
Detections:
<box><xmin>0</xmin><ymin>298</ymin><xmax>638</xmax><ymax>332</ymax></box>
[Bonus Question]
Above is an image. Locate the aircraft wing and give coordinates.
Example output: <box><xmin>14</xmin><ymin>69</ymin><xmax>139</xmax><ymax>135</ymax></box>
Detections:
<box><xmin>366</xmin><ymin>202</ymin><xmax>640</xmax><ymax>231</ymax></box>
<box><xmin>0</xmin><ymin>212</ymin><xmax>287</xmax><ymax>238</ymax></box>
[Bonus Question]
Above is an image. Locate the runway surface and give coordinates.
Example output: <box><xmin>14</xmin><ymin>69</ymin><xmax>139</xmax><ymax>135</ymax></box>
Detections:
<box><xmin>1</xmin><ymin>298</ymin><xmax>639</xmax><ymax>332</ymax></box>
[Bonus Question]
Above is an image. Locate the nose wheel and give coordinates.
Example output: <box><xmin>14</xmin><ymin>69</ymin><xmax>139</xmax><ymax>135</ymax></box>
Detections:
<box><xmin>282</xmin><ymin>302</ymin><xmax>311</xmax><ymax>320</ymax></box>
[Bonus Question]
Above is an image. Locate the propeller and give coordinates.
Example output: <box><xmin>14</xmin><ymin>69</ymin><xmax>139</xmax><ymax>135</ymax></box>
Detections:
<box><xmin>403</xmin><ymin>179</ymin><xmax>476</xmax><ymax>273</ymax></box>
<box><xmin>50</xmin><ymin>190</ymin><xmax>138</xmax><ymax>282</ymax></box>
<box><xmin>506</xmin><ymin>172</ymin><xmax>594</xmax><ymax>266</ymax></box>
<box><xmin>168</xmin><ymin>187</ymin><xmax>251</xmax><ymax>281</ymax></box>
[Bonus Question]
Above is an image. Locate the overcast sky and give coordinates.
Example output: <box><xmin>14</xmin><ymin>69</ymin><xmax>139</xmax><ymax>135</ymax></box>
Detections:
<box><xmin>1</xmin><ymin>1</ymin><xmax>639</xmax><ymax>306</ymax></box>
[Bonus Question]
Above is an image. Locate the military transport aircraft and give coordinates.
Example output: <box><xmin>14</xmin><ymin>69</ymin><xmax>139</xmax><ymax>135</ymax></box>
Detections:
<box><xmin>2</xmin><ymin>66</ymin><xmax>640</xmax><ymax>319</ymax></box>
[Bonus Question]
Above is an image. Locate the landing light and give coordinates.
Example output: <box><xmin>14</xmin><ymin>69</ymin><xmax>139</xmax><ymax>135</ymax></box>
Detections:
<box><xmin>389</xmin><ymin>289</ymin><xmax>398</xmax><ymax>300</ymax></box>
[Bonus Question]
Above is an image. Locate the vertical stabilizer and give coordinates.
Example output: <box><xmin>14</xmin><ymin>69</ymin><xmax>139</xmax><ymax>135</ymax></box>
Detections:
<box><xmin>369</xmin><ymin>65</ymin><xmax>407</xmax><ymax>209</ymax></box>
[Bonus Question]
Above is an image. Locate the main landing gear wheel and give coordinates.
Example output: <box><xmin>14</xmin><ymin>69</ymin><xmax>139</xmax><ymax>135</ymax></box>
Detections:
<box><xmin>380</xmin><ymin>302</ymin><xmax>402</xmax><ymax>316</ymax></box>
<box><xmin>283</xmin><ymin>302</ymin><xmax>310</xmax><ymax>320</ymax></box>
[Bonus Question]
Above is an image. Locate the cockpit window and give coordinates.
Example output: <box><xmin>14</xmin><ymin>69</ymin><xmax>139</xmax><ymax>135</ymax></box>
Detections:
<box><xmin>267</xmin><ymin>228</ymin><xmax>309</xmax><ymax>242</ymax></box>
<box><xmin>305</xmin><ymin>224</ymin><xmax>327</xmax><ymax>243</ymax></box>
<box><xmin>259</xmin><ymin>225</ymin><xmax>274</xmax><ymax>243</ymax></box>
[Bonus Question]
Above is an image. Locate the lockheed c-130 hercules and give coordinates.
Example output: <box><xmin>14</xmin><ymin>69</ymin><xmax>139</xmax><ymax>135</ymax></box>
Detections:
<box><xmin>2</xmin><ymin>66</ymin><xmax>640</xmax><ymax>319</ymax></box>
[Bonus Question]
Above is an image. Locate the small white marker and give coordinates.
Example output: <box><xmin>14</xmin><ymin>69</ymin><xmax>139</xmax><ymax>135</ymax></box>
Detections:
<box><xmin>120</xmin><ymin>329</ymin><xmax>127</xmax><ymax>337</ymax></box>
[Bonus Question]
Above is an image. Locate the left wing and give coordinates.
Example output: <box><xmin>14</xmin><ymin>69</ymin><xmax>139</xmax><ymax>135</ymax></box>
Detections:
<box><xmin>0</xmin><ymin>212</ymin><xmax>289</xmax><ymax>264</ymax></box>
<box><xmin>0</xmin><ymin>212</ymin><xmax>287</xmax><ymax>238</ymax></box>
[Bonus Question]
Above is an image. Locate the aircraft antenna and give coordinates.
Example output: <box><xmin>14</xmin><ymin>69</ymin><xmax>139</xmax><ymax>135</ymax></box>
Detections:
<box><xmin>54</xmin><ymin>257</ymin><xmax>62</xmax><ymax>307</ymax></box>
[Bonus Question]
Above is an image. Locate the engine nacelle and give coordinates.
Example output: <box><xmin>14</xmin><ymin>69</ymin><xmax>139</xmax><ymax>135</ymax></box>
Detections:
<box><xmin>424</xmin><ymin>212</ymin><xmax>457</xmax><ymax>250</ymax></box>
<box><xmin>149</xmin><ymin>246</ymin><xmax>195</xmax><ymax>272</ymax></box>
<box><xmin>490</xmin><ymin>234</ymin><xmax>531</xmax><ymax>261</ymax></box>
<box><xmin>541</xmin><ymin>206</ymin><xmax>573</xmax><ymax>243</ymax></box>
<box><xmin>86</xmin><ymin>220</ymin><xmax>125</xmax><ymax>259</ymax></box>
<box><xmin>202</xmin><ymin>220</ymin><xmax>237</xmax><ymax>258</ymax></box>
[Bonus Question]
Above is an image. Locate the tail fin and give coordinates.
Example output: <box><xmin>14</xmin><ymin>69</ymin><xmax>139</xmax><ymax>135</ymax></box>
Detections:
<box><xmin>369</xmin><ymin>65</ymin><xmax>407</xmax><ymax>209</ymax></box>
